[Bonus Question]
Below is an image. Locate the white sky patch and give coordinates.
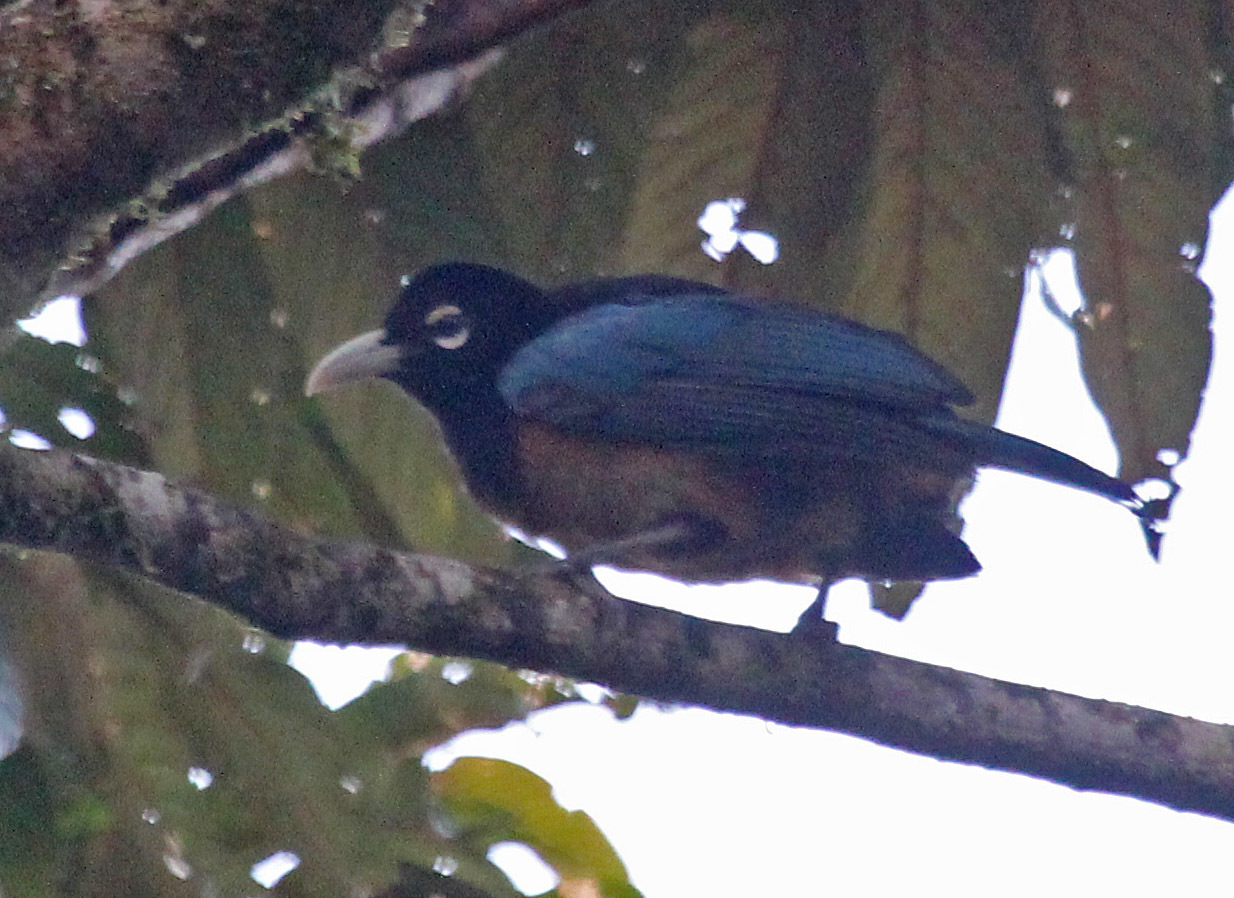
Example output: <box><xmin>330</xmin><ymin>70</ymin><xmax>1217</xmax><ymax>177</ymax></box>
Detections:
<box><xmin>8</xmin><ymin>430</ymin><xmax>52</xmax><ymax>450</ymax></box>
<box><xmin>17</xmin><ymin>295</ymin><xmax>87</xmax><ymax>346</ymax></box>
<box><xmin>736</xmin><ymin>230</ymin><xmax>779</xmax><ymax>264</ymax></box>
<box><xmin>250</xmin><ymin>850</ymin><xmax>300</xmax><ymax>888</ymax></box>
<box><xmin>697</xmin><ymin>198</ymin><xmax>779</xmax><ymax>264</ymax></box>
<box><xmin>487</xmin><ymin>842</ymin><xmax>560</xmax><ymax>896</ymax></box>
<box><xmin>288</xmin><ymin>642</ymin><xmax>402</xmax><ymax>709</ymax></box>
<box><xmin>1157</xmin><ymin>448</ymin><xmax>1182</xmax><ymax>466</ymax></box>
<box><xmin>57</xmin><ymin>407</ymin><xmax>97</xmax><ymax>439</ymax></box>
<box><xmin>572</xmin><ymin>682</ymin><xmax>612</xmax><ymax>704</ymax></box>
<box><xmin>440</xmin><ymin>660</ymin><xmax>474</xmax><ymax>684</ymax></box>
<box><xmin>1032</xmin><ymin>248</ymin><xmax>1084</xmax><ymax>317</ymax></box>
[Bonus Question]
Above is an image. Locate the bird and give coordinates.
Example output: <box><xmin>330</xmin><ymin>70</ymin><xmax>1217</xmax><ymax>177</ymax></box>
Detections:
<box><xmin>305</xmin><ymin>262</ymin><xmax>1164</xmax><ymax>630</ymax></box>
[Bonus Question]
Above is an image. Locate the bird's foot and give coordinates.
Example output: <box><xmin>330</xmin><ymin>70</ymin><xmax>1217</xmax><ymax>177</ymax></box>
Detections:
<box><xmin>790</xmin><ymin>583</ymin><xmax>838</xmax><ymax>641</ymax></box>
<box><xmin>553</xmin><ymin>565</ymin><xmax>619</xmax><ymax>604</ymax></box>
<box><xmin>515</xmin><ymin>519</ymin><xmax>716</xmax><ymax>603</ymax></box>
<box><xmin>512</xmin><ymin>552</ymin><xmax>616</xmax><ymax>603</ymax></box>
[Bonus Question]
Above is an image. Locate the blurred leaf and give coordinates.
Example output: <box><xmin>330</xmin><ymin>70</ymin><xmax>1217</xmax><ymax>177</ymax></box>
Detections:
<box><xmin>847</xmin><ymin>0</ymin><xmax>1054</xmax><ymax>423</ymax></box>
<box><xmin>4</xmin><ymin>0</ymin><xmax>1231</xmax><ymax>892</ymax></box>
<box><xmin>0</xmin><ymin>551</ymin><xmax>539</xmax><ymax>897</ymax></box>
<box><xmin>603</xmin><ymin>692</ymin><xmax>640</xmax><ymax>721</ymax></box>
<box><xmin>618</xmin><ymin>10</ymin><xmax>794</xmax><ymax>284</ymax></box>
<box><xmin>0</xmin><ymin>331</ymin><xmax>147</xmax><ymax>463</ymax></box>
<box><xmin>435</xmin><ymin>756</ymin><xmax>642</xmax><ymax>898</ymax></box>
<box><xmin>465</xmin><ymin>1</ymin><xmax>695</xmax><ymax>286</ymax></box>
<box><xmin>0</xmin><ymin>750</ymin><xmax>58</xmax><ymax>896</ymax></box>
<box><xmin>86</xmin><ymin>178</ymin><xmax>509</xmax><ymax>560</ymax></box>
<box><xmin>708</xmin><ymin>1</ymin><xmax>877</xmax><ymax>306</ymax></box>
<box><xmin>0</xmin><ymin>636</ymin><xmax>20</xmax><ymax>760</ymax></box>
<box><xmin>1033</xmin><ymin>0</ymin><xmax>1217</xmax><ymax>482</ymax></box>
<box><xmin>338</xmin><ymin>656</ymin><xmax>582</xmax><ymax>755</ymax></box>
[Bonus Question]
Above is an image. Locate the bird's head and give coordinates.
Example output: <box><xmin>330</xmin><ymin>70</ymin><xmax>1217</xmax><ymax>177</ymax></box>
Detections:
<box><xmin>305</xmin><ymin>263</ymin><xmax>548</xmax><ymax>413</ymax></box>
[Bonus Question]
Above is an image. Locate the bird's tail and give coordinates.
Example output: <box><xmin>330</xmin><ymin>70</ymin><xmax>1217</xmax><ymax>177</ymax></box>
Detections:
<box><xmin>926</xmin><ymin>417</ymin><xmax>1170</xmax><ymax>560</ymax></box>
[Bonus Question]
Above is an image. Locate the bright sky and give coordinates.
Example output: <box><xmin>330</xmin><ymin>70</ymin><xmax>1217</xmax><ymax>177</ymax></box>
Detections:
<box><xmin>12</xmin><ymin>190</ymin><xmax>1231</xmax><ymax>896</ymax></box>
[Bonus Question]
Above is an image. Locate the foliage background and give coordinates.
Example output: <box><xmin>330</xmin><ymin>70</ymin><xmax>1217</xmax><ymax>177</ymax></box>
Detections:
<box><xmin>0</xmin><ymin>0</ymin><xmax>1231</xmax><ymax>895</ymax></box>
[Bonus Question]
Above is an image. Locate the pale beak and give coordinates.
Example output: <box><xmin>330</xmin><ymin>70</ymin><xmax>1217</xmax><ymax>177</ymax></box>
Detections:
<box><xmin>304</xmin><ymin>329</ymin><xmax>403</xmax><ymax>396</ymax></box>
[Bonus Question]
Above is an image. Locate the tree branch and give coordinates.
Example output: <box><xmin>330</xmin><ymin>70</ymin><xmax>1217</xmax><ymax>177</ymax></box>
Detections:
<box><xmin>0</xmin><ymin>0</ymin><xmax>591</xmax><ymax>319</ymax></box>
<box><xmin>1</xmin><ymin>441</ymin><xmax>1232</xmax><ymax>821</ymax></box>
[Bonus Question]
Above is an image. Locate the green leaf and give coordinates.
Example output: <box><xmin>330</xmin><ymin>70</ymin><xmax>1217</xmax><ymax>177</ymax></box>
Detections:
<box><xmin>0</xmin><ymin>330</ymin><xmax>147</xmax><ymax>463</ymax></box>
<box><xmin>846</xmin><ymin>0</ymin><xmax>1054</xmax><ymax>423</ymax></box>
<box><xmin>86</xmin><ymin>180</ymin><xmax>509</xmax><ymax>561</ymax></box>
<box><xmin>1033</xmin><ymin>0</ymin><xmax>1216</xmax><ymax>482</ymax></box>
<box><xmin>337</xmin><ymin>656</ymin><xmax>582</xmax><ymax>754</ymax></box>
<box><xmin>464</xmin><ymin>1</ymin><xmax>692</xmax><ymax>286</ymax></box>
<box><xmin>617</xmin><ymin>10</ymin><xmax>794</xmax><ymax>284</ymax></box>
<box><xmin>435</xmin><ymin>756</ymin><xmax>642</xmax><ymax>898</ymax></box>
<box><xmin>0</xmin><ymin>552</ymin><xmax>541</xmax><ymax>897</ymax></box>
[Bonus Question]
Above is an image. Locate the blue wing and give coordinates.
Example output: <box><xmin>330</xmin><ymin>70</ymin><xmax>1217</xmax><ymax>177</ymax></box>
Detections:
<box><xmin>498</xmin><ymin>293</ymin><xmax>972</xmax><ymax>456</ymax></box>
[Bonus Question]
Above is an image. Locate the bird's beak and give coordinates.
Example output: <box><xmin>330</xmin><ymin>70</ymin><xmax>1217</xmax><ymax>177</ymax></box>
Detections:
<box><xmin>304</xmin><ymin>329</ymin><xmax>403</xmax><ymax>396</ymax></box>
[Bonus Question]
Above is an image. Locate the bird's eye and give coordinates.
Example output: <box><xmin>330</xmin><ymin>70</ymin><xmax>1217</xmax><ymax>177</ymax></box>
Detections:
<box><xmin>424</xmin><ymin>304</ymin><xmax>470</xmax><ymax>350</ymax></box>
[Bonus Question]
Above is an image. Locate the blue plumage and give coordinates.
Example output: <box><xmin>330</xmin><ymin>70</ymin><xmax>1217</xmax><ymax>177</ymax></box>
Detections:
<box><xmin>306</xmin><ymin>263</ymin><xmax>1166</xmax><ymax>612</ymax></box>
<box><xmin>501</xmin><ymin>295</ymin><xmax>973</xmax><ymax>452</ymax></box>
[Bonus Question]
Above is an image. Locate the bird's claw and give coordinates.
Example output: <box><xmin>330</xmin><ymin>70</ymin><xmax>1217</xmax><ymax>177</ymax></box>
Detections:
<box><xmin>790</xmin><ymin>583</ymin><xmax>838</xmax><ymax>641</ymax></box>
<box><xmin>515</xmin><ymin>555</ymin><xmax>617</xmax><ymax>603</ymax></box>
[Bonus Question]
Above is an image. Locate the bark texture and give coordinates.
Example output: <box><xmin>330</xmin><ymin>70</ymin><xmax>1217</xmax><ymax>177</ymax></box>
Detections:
<box><xmin>2</xmin><ymin>441</ymin><xmax>1232</xmax><ymax>822</ymax></box>
<box><xmin>0</xmin><ymin>0</ymin><xmax>590</xmax><ymax>319</ymax></box>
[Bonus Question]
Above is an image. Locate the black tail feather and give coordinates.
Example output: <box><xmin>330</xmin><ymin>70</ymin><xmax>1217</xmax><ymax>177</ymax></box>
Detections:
<box><xmin>1135</xmin><ymin>486</ymin><xmax>1179</xmax><ymax>561</ymax></box>
<box><xmin>926</xmin><ymin>417</ymin><xmax>1173</xmax><ymax>560</ymax></box>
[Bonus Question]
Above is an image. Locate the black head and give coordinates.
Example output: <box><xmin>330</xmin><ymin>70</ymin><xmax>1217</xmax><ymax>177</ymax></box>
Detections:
<box><xmin>382</xmin><ymin>263</ymin><xmax>552</xmax><ymax>409</ymax></box>
<box><xmin>306</xmin><ymin>263</ymin><xmax>551</xmax><ymax>416</ymax></box>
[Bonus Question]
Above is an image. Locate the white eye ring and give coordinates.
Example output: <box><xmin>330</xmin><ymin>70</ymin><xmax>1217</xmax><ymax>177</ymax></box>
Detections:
<box><xmin>425</xmin><ymin>304</ymin><xmax>463</xmax><ymax>326</ymax></box>
<box><xmin>433</xmin><ymin>327</ymin><xmax>470</xmax><ymax>350</ymax></box>
<box><xmin>424</xmin><ymin>304</ymin><xmax>470</xmax><ymax>350</ymax></box>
